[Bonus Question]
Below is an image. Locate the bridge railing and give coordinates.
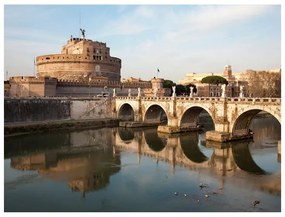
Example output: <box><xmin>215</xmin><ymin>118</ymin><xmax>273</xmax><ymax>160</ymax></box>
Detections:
<box><xmin>115</xmin><ymin>96</ymin><xmax>281</xmax><ymax>104</ymax></box>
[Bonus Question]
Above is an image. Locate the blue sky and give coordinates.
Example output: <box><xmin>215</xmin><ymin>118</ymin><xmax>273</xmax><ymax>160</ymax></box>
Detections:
<box><xmin>3</xmin><ymin>3</ymin><xmax>281</xmax><ymax>82</ymax></box>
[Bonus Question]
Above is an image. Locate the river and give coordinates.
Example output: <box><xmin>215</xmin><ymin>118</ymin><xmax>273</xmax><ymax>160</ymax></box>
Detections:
<box><xmin>4</xmin><ymin>115</ymin><xmax>281</xmax><ymax>212</ymax></box>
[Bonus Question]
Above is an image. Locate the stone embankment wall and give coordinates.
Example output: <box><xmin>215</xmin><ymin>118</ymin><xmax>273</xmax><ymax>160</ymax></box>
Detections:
<box><xmin>4</xmin><ymin>97</ymin><xmax>113</xmax><ymax>123</ymax></box>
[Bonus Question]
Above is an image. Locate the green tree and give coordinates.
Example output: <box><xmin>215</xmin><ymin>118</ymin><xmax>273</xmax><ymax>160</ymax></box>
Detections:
<box><xmin>185</xmin><ymin>84</ymin><xmax>197</xmax><ymax>95</ymax></box>
<box><xmin>176</xmin><ymin>84</ymin><xmax>186</xmax><ymax>96</ymax></box>
<box><xmin>201</xmin><ymin>75</ymin><xmax>228</xmax><ymax>85</ymax></box>
<box><xmin>163</xmin><ymin>80</ymin><xmax>176</xmax><ymax>96</ymax></box>
<box><xmin>201</xmin><ymin>75</ymin><xmax>228</xmax><ymax>97</ymax></box>
<box><xmin>163</xmin><ymin>80</ymin><xmax>176</xmax><ymax>88</ymax></box>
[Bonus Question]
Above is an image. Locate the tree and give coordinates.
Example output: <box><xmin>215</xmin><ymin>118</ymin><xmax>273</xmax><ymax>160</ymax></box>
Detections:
<box><xmin>201</xmin><ymin>75</ymin><xmax>228</xmax><ymax>85</ymax></box>
<box><xmin>176</xmin><ymin>84</ymin><xmax>186</xmax><ymax>96</ymax></box>
<box><xmin>163</xmin><ymin>79</ymin><xmax>176</xmax><ymax>88</ymax></box>
<box><xmin>201</xmin><ymin>75</ymin><xmax>228</xmax><ymax>97</ymax></box>
<box><xmin>185</xmin><ymin>84</ymin><xmax>197</xmax><ymax>95</ymax></box>
<box><xmin>163</xmin><ymin>80</ymin><xmax>176</xmax><ymax>95</ymax></box>
<box><xmin>243</xmin><ymin>71</ymin><xmax>281</xmax><ymax>97</ymax></box>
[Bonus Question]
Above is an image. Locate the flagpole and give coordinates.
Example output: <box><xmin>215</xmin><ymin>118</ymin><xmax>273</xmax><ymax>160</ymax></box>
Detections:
<box><xmin>157</xmin><ymin>68</ymin><xmax>160</xmax><ymax>78</ymax></box>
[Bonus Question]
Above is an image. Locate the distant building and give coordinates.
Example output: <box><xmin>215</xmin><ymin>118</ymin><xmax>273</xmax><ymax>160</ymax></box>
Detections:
<box><xmin>36</xmin><ymin>33</ymin><xmax>121</xmax><ymax>82</ymax></box>
<box><xmin>179</xmin><ymin>65</ymin><xmax>243</xmax><ymax>97</ymax></box>
<box><xmin>144</xmin><ymin>77</ymin><xmax>171</xmax><ymax>97</ymax></box>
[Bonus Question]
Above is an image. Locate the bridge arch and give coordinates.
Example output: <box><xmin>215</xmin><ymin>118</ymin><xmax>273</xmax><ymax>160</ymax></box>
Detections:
<box><xmin>231</xmin><ymin>108</ymin><xmax>281</xmax><ymax>137</ymax></box>
<box><xmin>144</xmin><ymin>104</ymin><xmax>168</xmax><ymax>124</ymax></box>
<box><xmin>118</xmin><ymin>103</ymin><xmax>135</xmax><ymax>121</ymax></box>
<box><xmin>179</xmin><ymin>106</ymin><xmax>215</xmax><ymax>130</ymax></box>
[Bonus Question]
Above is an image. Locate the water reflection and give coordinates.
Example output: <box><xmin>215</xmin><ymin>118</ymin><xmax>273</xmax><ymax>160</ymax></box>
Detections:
<box><xmin>144</xmin><ymin>128</ymin><xmax>167</xmax><ymax>152</ymax></box>
<box><xmin>180</xmin><ymin>133</ymin><xmax>209</xmax><ymax>163</ymax></box>
<box><xmin>6</xmin><ymin>127</ymin><xmax>280</xmax><ymax>193</ymax></box>
<box><xmin>6</xmin><ymin>129</ymin><xmax>121</xmax><ymax>196</ymax></box>
<box><xmin>231</xmin><ymin>140</ymin><xmax>266</xmax><ymax>175</ymax></box>
<box><xmin>4</xmin><ymin>116</ymin><xmax>281</xmax><ymax>211</ymax></box>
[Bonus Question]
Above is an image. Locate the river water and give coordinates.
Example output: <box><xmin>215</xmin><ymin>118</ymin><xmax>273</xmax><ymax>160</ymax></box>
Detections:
<box><xmin>4</xmin><ymin>116</ymin><xmax>281</xmax><ymax>212</ymax></box>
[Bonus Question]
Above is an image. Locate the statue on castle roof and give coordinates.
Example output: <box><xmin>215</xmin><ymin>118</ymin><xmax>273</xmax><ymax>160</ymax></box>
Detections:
<box><xmin>80</xmin><ymin>28</ymin><xmax>85</xmax><ymax>39</ymax></box>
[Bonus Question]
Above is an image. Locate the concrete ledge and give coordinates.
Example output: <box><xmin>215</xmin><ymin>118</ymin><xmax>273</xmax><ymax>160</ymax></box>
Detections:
<box><xmin>158</xmin><ymin>125</ymin><xmax>202</xmax><ymax>134</ymax></box>
<box><xmin>157</xmin><ymin>126</ymin><xmax>181</xmax><ymax>134</ymax></box>
<box><xmin>206</xmin><ymin>131</ymin><xmax>231</xmax><ymax>142</ymax></box>
<box><xmin>5</xmin><ymin>118</ymin><xmax>119</xmax><ymax>136</ymax></box>
<box><xmin>119</xmin><ymin>121</ymin><xmax>158</xmax><ymax>128</ymax></box>
<box><xmin>206</xmin><ymin>130</ymin><xmax>253</xmax><ymax>142</ymax></box>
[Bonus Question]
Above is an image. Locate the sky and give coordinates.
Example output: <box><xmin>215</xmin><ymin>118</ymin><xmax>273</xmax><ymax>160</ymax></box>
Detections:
<box><xmin>3</xmin><ymin>2</ymin><xmax>282</xmax><ymax>83</ymax></box>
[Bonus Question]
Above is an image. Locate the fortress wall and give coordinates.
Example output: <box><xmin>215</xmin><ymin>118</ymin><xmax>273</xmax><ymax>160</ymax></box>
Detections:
<box><xmin>4</xmin><ymin>97</ymin><xmax>113</xmax><ymax>123</ymax></box>
<box><xmin>70</xmin><ymin>98</ymin><xmax>112</xmax><ymax>120</ymax></box>
<box><xmin>4</xmin><ymin>98</ymin><xmax>71</xmax><ymax>123</ymax></box>
<box><xmin>56</xmin><ymin>85</ymin><xmax>140</xmax><ymax>97</ymax></box>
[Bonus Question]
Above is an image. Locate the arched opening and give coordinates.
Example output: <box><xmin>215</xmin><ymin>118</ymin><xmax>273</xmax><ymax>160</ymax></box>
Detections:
<box><xmin>144</xmin><ymin>105</ymin><xmax>168</xmax><ymax>125</ymax></box>
<box><xmin>118</xmin><ymin>104</ymin><xmax>134</xmax><ymax>121</ymax></box>
<box><xmin>232</xmin><ymin>111</ymin><xmax>281</xmax><ymax>174</ymax></box>
<box><xmin>180</xmin><ymin>132</ymin><xmax>213</xmax><ymax>163</ymax></box>
<box><xmin>144</xmin><ymin>128</ymin><xmax>167</xmax><ymax>152</ymax></box>
<box><xmin>180</xmin><ymin>107</ymin><xmax>214</xmax><ymax>131</ymax></box>
<box><xmin>232</xmin><ymin>110</ymin><xmax>280</xmax><ymax>138</ymax></box>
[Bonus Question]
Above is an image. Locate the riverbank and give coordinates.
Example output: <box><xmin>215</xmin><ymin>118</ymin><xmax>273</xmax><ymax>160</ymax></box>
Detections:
<box><xmin>4</xmin><ymin>118</ymin><xmax>119</xmax><ymax>136</ymax></box>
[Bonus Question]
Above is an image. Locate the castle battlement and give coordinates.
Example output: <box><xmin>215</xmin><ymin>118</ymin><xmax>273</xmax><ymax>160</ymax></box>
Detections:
<box><xmin>36</xmin><ymin>54</ymin><xmax>121</xmax><ymax>65</ymax></box>
<box><xmin>9</xmin><ymin>76</ymin><xmax>57</xmax><ymax>84</ymax></box>
<box><xmin>56</xmin><ymin>79</ymin><xmax>151</xmax><ymax>88</ymax></box>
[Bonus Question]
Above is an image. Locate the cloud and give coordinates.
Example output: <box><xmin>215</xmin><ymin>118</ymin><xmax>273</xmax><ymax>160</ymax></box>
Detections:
<box><xmin>184</xmin><ymin>5</ymin><xmax>269</xmax><ymax>32</ymax></box>
<box><xmin>101</xmin><ymin>6</ymin><xmax>156</xmax><ymax>36</ymax></box>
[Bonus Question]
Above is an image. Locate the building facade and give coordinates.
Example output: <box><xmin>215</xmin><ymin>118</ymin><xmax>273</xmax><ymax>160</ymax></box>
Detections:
<box><xmin>179</xmin><ymin>65</ymin><xmax>248</xmax><ymax>97</ymax></box>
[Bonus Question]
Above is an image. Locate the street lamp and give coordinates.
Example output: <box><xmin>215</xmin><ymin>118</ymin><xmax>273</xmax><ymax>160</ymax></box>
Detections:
<box><xmin>88</xmin><ymin>77</ymin><xmax>91</xmax><ymax>96</ymax></box>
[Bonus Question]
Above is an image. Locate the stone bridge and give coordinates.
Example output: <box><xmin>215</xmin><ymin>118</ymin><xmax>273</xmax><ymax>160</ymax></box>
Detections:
<box><xmin>112</xmin><ymin>96</ymin><xmax>281</xmax><ymax>142</ymax></box>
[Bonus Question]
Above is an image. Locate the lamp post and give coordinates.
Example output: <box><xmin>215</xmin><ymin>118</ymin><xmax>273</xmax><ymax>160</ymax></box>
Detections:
<box><xmin>88</xmin><ymin>77</ymin><xmax>91</xmax><ymax>96</ymax></box>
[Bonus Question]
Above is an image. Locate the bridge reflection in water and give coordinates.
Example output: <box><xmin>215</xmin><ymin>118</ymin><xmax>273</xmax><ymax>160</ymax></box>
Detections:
<box><xmin>5</xmin><ymin>125</ymin><xmax>281</xmax><ymax>197</ymax></box>
<box><xmin>114</xmin><ymin>127</ymin><xmax>280</xmax><ymax>194</ymax></box>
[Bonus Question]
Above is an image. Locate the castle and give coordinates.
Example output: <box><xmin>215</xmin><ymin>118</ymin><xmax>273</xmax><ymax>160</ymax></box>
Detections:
<box><xmin>6</xmin><ymin>30</ymin><xmax>157</xmax><ymax>97</ymax></box>
<box><xmin>36</xmin><ymin>31</ymin><xmax>121</xmax><ymax>82</ymax></box>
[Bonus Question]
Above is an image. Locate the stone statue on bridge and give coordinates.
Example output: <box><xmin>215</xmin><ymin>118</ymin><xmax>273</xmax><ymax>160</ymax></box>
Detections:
<box><xmin>221</xmin><ymin>84</ymin><xmax>226</xmax><ymax>98</ymax></box>
<box><xmin>172</xmin><ymin>86</ymin><xmax>176</xmax><ymax>97</ymax></box>
<box><xmin>138</xmin><ymin>87</ymin><xmax>141</xmax><ymax>97</ymax></box>
<box><xmin>154</xmin><ymin>88</ymin><xmax>158</xmax><ymax>97</ymax></box>
<box><xmin>113</xmin><ymin>88</ymin><xmax>116</xmax><ymax>97</ymax></box>
<box><xmin>189</xmin><ymin>86</ymin><xmax>194</xmax><ymax>97</ymax></box>
<box><xmin>239</xmin><ymin>85</ymin><xmax>244</xmax><ymax>98</ymax></box>
<box><xmin>128</xmin><ymin>88</ymin><xmax>131</xmax><ymax>97</ymax></box>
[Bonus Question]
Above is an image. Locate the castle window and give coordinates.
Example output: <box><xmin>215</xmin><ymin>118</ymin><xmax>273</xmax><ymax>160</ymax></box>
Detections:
<box><xmin>46</xmin><ymin>57</ymin><xmax>50</xmax><ymax>60</ymax></box>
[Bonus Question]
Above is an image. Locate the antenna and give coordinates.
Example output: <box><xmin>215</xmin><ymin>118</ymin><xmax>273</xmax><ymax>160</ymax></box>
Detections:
<box><xmin>79</xmin><ymin>9</ymin><xmax>81</xmax><ymax>38</ymax></box>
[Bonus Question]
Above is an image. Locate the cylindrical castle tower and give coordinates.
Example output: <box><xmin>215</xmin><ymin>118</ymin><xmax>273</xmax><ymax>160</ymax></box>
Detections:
<box><xmin>36</xmin><ymin>36</ymin><xmax>121</xmax><ymax>82</ymax></box>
